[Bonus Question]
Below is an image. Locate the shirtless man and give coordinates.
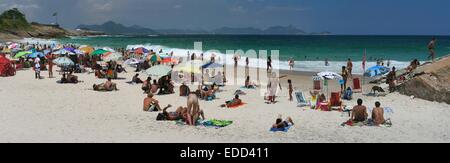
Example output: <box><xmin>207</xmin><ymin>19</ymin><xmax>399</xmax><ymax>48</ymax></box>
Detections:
<box><xmin>186</xmin><ymin>93</ymin><xmax>201</xmax><ymax>126</ymax></box>
<box><xmin>162</xmin><ymin>106</ymin><xmax>205</xmax><ymax>121</ymax></box>
<box><xmin>347</xmin><ymin>58</ymin><xmax>353</xmax><ymax>78</ymax></box>
<box><xmin>150</xmin><ymin>80</ymin><xmax>159</xmax><ymax>94</ymax></box>
<box><xmin>428</xmin><ymin>38</ymin><xmax>437</xmax><ymax>62</ymax></box>
<box><xmin>143</xmin><ymin>93</ymin><xmax>162</xmax><ymax>112</ymax></box>
<box><xmin>371</xmin><ymin>101</ymin><xmax>385</xmax><ymax>126</ymax></box>
<box><xmin>272</xmin><ymin>115</ymin><xmax>294</xmax><ymax>129</ymax></box>
<box><xmin>222</xmin><ymin>94</ymin><xmax>242</xmax><ymax>108</ymax></box>
<box><xmin>351</xmin><ymin>99</ymin><xmax>368</xmax><ymax>123</ymax></box>
<box><xmin>104</xmin><ymin>77</ymin><xmax>118</xmax><ymax>91</ymax></box>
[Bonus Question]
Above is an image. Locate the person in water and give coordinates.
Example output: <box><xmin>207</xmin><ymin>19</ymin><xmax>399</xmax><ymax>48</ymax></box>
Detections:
<box><xmin>347</xmin><ymin>58</ymin><xmax>353</xmax><ymax>78</ymax></box>
<box><xmin>272</xmin><ymin>115</ymin><xmax>294</xmax><ymax>129</ymax></box>
<box><xmin>351</xmin><ymin>99</ymin><xmax>368</xmax><ymax>123</ymax></box>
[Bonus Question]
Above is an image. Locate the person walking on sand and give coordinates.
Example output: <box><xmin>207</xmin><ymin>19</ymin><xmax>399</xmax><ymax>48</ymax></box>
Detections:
<box><xmin>267</xmin><ymin>55</ymin><xmax>272</xmax><ymax>72</ymax></box>
<box><xmin>428</xmin><ymin>37</ymin><xmax>437</xmax><ymax>62</ymax></box>
<box><xmin>34</xmin><ymin>57</ymin><xmax>41</xmax><ymax>79</ymax></box>
<box><xmin>47</xmin><ymin>54</ymin><xmax>54</xmax><ymax>78</ymax></box>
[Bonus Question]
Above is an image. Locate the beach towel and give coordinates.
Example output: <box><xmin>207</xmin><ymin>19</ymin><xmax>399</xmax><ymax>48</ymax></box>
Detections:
<box><xmin>228</xmin><ymin>102</ymin><xmax>246</xmax><ymax>109</ymax></box>
<box><xmin>368</xmin><ymin>107</ymin><xmax>394</xmax><ymax>114</ymax></box>
<box><xmin>341</xmin><ymin>119</ymin><xmax>392</xmax><ymax>127</ymax></box>
<box><xmin>202</xmin><ymin>119</ymin><xmax>233</xmax><ymax>128</ymax></box>
<box><xmin>270</xmin><ymin>125</ymin><xmax>292</xmax><ymax>132</ymax></box>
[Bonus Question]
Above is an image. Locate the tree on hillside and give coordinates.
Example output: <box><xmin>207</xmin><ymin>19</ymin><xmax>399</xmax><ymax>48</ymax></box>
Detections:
<box><xmin>0</xmin><ymin>8</ymin><xmax>31</xmax><ymax>30</ymax></box>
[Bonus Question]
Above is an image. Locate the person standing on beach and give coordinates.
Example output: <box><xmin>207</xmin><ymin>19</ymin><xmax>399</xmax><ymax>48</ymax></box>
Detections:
<box><xmin>47</xmin><ymin>54</ymin><xmax>54</xmax><ymax>78</ymax></box>
<box><xmin>347</xmin><ymin>58</ymin><xmax>353</xmax><ymax>78</ymax></box>
<box><xmin>325</xmin><ymin>58</ymin><xmax>329</xmax><ymax>66</ymax></box>
<box><xmin>288</xmin><ymin>58</ymin><xmax>295</xmax><ymax>71</ymax></box>
<box><xmin>340</xmin><ymin>66</ymin><xmax>349</xmax><ymax>93</ymax></box>
<box><xmin>428</xmin><ymin>37</ymin><xmax>437</xmax><ymax>62</ymax></box>
<box><xmin>246</xmin><ymin>57</ymin><xmax>249</xmax><ymax>67</ymax></box>
<box><xmin>267</xmin><ymin>55</ymin><xmax>272</xmax><ymax>72</ymax></box>
<box><xmin>34</xmin><ymin>57</ymin><xmax>41</xmax><ymax>79</ymax></box>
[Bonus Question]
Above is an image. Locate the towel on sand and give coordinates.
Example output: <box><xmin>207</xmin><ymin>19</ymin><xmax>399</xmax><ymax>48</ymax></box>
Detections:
<box><xmin>176</xmin><ymin>119</ymin><xmax>233</xmax><ymax>128</ymax></box>
<box><xmin>341</xmin><ymin>119</ymin><xmax>392</xmax><ymax>127</ymax></box>
<box><xmin>270</xmin><ymin>125</ymin><xmax>292</xmax><ymax>132</ymax></box>
<box><xmin>228</xmin><ymin>102</ymin><xmax>246</xmax><ymax>109</ymax></box>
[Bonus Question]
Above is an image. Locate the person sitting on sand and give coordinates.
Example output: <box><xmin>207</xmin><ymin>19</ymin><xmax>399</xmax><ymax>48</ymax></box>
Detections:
<box><xmin>143</xmin><ymin>93</ymin><xmax>162</xmax><ymax>112</ymax></box>
<box><xmin>272</xmin><ymin>115</ymin><xmax>294</xmax><ymax>129</ymax></box>
<box><xmin>221</xmin><ymin>94</ymin><xmax>243</xmax><ymax>108</ymax></box>
<box><xmin>245</xmin><ymin>76</ymin><xmax>256</xmax><ymax>89</ymax></box>
<box><xmin>371</xmin><ymin>101</ymin><xmax>386</xmax><ymax>126</ymax></box>
<box><xmin>67</xmin><ymin>71</ymin><xmax>79</xmax><ymax>83</ymax></box>
<box><xmin>93</xmin><ymin>77</ymin><xmax>118</xmax><ymax>91</ymax></box>
<box><xmin>142</xmin><ymin>77</ymin><xmax>152</xmax><ymax>93</ymax></box>
<box><xmin>351</xmin><ymin>99</ymin><xmax>368</xmax><ymax>123</ymax></box>
<box><xmin>179</xmin><ymin>82</ymin><xmax>190</xmax><ymax>96</ymax></box>
<box><xmin>132</xmin><ymin>74</ymin><xmax>144</xmax><ymax>84</ymax></box>
<box><xmin>186</xmin><ymin>93</ymin><xmax>201</xmax><ymax>125</ymax></box>
<box><xmin>151</xmin><ymin>80</ymin><xmax>159</xmax><ymax>94</ymax></box>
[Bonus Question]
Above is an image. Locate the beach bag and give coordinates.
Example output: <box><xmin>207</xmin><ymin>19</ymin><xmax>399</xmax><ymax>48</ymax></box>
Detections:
<box><xmin>156</xmin><ymin>113</ymin><xmax>166</xmax><ymax>121</ymax></box>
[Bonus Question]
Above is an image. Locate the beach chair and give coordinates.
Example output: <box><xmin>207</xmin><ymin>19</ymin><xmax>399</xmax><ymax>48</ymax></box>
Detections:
<box><xmin>353</xmin><ymin>78</ymin><xmax>362</xmax><ymax>93</ymax></box>
<box><xmin>313</xmin><ymin>80</ymin><xmax>322</xmax><ymax>93</ymax></box>
<box><xmin>330</xmin><ymin>92</ymin><xmax>343</xmax><ymax>111</ymax></box>
<box><xmin>295</xmin><ymin>91</ymin><xmax>309</xmax><ymax>107</ymax></box>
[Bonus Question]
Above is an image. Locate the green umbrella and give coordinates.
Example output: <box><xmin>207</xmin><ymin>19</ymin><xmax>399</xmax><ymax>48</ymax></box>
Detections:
<box><xmin>14</xmin><ymin>51</ymin><xmax>32</xmax><ymax>59</ymax></box>
<box><xmin>91</xmin><ymin>49</ymin><xmax>110</xmax><ymax>56</ymax></box>
<box><xmin>145</xmin><ymin>65</ymin><xmax>172</xmax><ymax>78</ymax></box>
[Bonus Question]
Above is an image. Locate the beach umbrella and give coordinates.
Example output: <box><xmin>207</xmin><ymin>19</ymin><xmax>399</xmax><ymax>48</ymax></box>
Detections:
<box><xmin>53</xmin><ymin>49</ymin><xmax>75</xmax><ymax>55</ymax></box>
<box><xmin>53</xmin><ymin>57</ymin><xmax>75</xmax><ymax>67</ymax></box>
<box><xmin>1</xmin><ymin>48</ymin><xmax>11</xmax><ymax>53</ymax></box>
<box><xmin>173</xmin><ymin>60</ymin><xmax>202</xmax><ymax>74</ymax></box>
<box><xmin>317</xmin><ymin>71</ymin><xmax>343</xmax><ymax>80</ymax></box>
<box><xmin>8</xmin><ymin>43</ymin><xmax>18</xmax><ymax>49</ymax></box>
<box><xmin>74</xmin><ymin>49</ymin><xmax>85</xmax><ymax>55</ymax></box>
<box><xmin>28</xmin><ymin>52</ymin><xmax>45</xmax><ymax>58</ymax></box>
<box><xmin>161</xmin><ymin>57</ymin><xmax>179</xmax><ymax>64</ymax></box>
<box><xmin>14</xmin><ymin>51</ymin><xmax>32</xmax><ymax>59</ymax></box>
<box><xmin>364</xmin><ymin>65</ymin><xmax>390</xmax><ymax>77</ymax></box>
<box><xmin>123</xmin><ymin>58</ymin><xmax>142</xmax><ymax>65</ymax></box>
<box><xmin>102</xmin><ymin>47</ymin><xmax>116</xmax><ymax>52</ymax></box>
<box><xmin>64</xmin><ymin>47</ymin><xmax>76</xmax><ymax>53</ymax></box>
<box><xmin>201</xmin><ymin>62</ymin><xmax>223</xmax><ymax>69</ymax></box>
<box><xmin>134</xmin><ymin>47</ymin><xmax>149</xmax><ymax>54</ymax></box>
<box><xmin>43</xmin><ymin>50</ymin><xmax>51</xmax><ymax>55</ymax></box>
<box><xmin>91</xmin><ymin>49</ymin><xmax>110</xmax><ymax>56</ymax></box>
<box><xmin>145</xmin><ymin>65</ymin><xmax>172</xmax><ymax>78</ymax></box>
<box><xmin>102</xmin><ymin>52</ymin><xmax>123</xmax><ymax>62</ymax></box>
<box><xmin>79</xmin><ymin>46</ymin><xmax>94</xmax><ymax>54</ymax></box>
<box><xmin>149</xmin><ymin>54</ymin><xmax>162</xmax><ymax>62</ymax></box>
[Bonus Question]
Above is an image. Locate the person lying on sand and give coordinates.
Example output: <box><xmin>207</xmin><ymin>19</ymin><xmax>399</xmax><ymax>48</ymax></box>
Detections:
<box><xmin>159</xmin><ymin>105</ymin><xmax>205</xmax><ymax>121</ymax></box>
<box><xmin>350</xmin><ymin>99</ymin><xmax>368</xmax><ymax>123</ymax></box>
<box><xmin>93</xmin><ymin>78</ymin><xmax>118</xmax><ymax>91</ymax></box>
<box><xmin>67</xmin><ymin>71</ymin><xmax>79</xmax><ymax>83</ymax></box>
<box><xmin>371</xmin><ymin>101</ymin><xmax>385</xmax><ymax>126</ymax></box>
<box><xmin>221</xmin><ymin>95</ymin><xmax>243</xmax><ymax>108</ymax></box>
<box><xmin>143</xmin><ymin>93</ymin><xmax>162</xmax><ymax>112</ymax></box>
<box><xmin>245</xmin><ymin>76</ymin><xmax>257</xmax><ymax>89</ymax></box>
<box><xmin>273</xmin><ymin>115</ymin><xmax>294</xmax><ymax>129</ymax></box>
<box><xmin>187</xmin><ymin>93</ymin><xmax>201</xmax><ymax>125</ymax></box>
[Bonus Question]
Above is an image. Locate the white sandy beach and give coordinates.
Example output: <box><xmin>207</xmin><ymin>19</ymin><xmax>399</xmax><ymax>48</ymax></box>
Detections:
<box><xmin>1</xmin><ymin>66</ymin><xmax>450</xmax><ymax>143</ymax></box>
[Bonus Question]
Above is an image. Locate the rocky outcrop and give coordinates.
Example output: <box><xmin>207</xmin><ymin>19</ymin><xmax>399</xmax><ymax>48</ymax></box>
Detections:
<box><xmin>398</xmin><ymin>55</ymin><xmax>450</xmax><ymax>104</ymax></box>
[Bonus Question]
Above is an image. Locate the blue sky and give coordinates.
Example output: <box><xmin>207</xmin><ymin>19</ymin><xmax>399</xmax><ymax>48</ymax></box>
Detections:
<box><xmin>1</xmin><ymin>0</ymin><xmax>449</xmax><ymax>35</ymax></box>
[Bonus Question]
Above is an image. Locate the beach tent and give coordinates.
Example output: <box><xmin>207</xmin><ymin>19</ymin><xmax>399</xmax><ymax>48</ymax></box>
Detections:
<box><xmin>53</xmin><ymin>57</ymin><xmax>75</xmax><ymax>67</ymax></box>
<box><xmin>14</xmin><ymin>51</ymin><xmax>32</xmax><ymax>59</ymax></box>
<box><xmin>0</xmin><ymin>55</ymin><xmax>15</xmax><ymax>77</ymax></box>
<box><xmin>145</xmin><ymin>65</ymin><xmax>172</xmax><ymax>78</ymax></box>
<box><xmin>364</xmin><ymin>65</ymin><xmax>390</xmax><ymax>77</ymax></box>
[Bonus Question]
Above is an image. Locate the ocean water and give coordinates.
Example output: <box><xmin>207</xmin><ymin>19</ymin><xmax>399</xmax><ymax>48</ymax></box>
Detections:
<box><xmin>29</xmin><ymin>35</ymin><xmax>450</xmax><ymax>74</ymax></box>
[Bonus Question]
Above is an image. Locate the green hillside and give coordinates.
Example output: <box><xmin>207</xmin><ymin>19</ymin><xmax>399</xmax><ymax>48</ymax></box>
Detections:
<box><xmin>0</xmin><ymin>8</ymin><xmax>31</xmax><ymax>31</ymax></box>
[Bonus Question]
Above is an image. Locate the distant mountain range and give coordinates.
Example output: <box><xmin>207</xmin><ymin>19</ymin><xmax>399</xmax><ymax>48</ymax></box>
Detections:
<box><xmin>76</xmin><ymin>21</ymin><xmax>330</xmax><ymax>35</ymax></box>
